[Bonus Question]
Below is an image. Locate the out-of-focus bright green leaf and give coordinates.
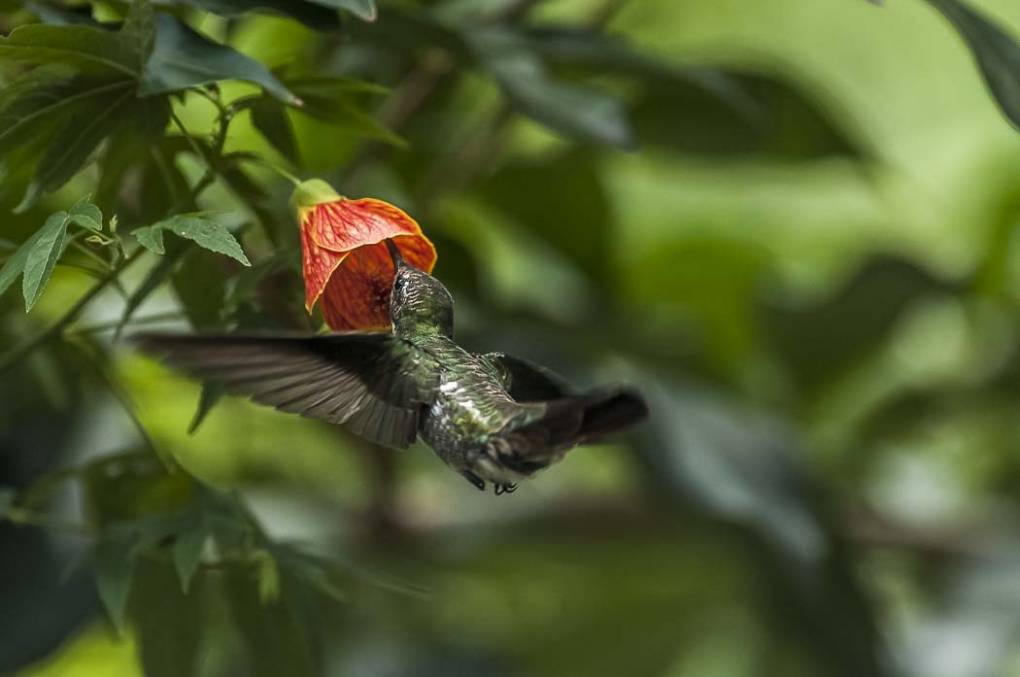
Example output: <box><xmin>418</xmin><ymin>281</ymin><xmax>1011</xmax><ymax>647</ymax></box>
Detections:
<box><xmin>69</xmin><ymin>198</ymin><xmax>103</xmax><ymax>231</ymax></box>
<box><xmin>468</xmin><ymin>28</ymin><xmax>633</xmax><ymax>149</ymax></box>
<box><xmin>925</xmin><ymin>0</ymin><xmax>1020</xmax><ymax>130</ymax></box>
<box><xmin>22</xmin><ymin>211</ymin><xmax>69</xmax><ymax>312</ymax></box>
<box><xmin>134</xmin><ymin>215</ymin><xmax>250</xmax><ymax>266</ymax></box>
<box><xmin>139</xmin><ymin>14</ymin><xmax>298</xmax><ymax>104</ymax></box>
<box><xmin>764</xmin><ymin>255</ymin><xmax>954</xmax><ymax>393</ymax></box>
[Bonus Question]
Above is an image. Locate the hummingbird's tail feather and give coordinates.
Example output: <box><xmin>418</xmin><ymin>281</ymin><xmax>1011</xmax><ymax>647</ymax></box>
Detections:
<box><xmin>494</xmin><ymin>388</ymin><xmax>648</xmax><ymax>473</ymax></box>
<box><xmin>528</xmin><ymin>388</ymin><xmax>648</xmax><ymax>447</ymax></box>
<box><xmin>576</xmin><ymin>388</ymin><xmax>648</xmax><ymax>442</ymax></box>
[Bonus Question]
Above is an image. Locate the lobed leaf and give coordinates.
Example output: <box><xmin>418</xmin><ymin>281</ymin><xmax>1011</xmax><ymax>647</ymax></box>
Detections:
<box><xmin>69</xmin><ymin>198</ymin><xmax>103</xmax><ymax>232</ymax></box>
<box><xmin>20</xmin><ymin>85</ymin><xmax>136</xmax><ymax>209</ymax></box>
<box><xmin>134</xmin><ymin>226</ymin><xmax>166</xmax><ymax>254</ymax></box>
<box><xmin>0</xmin><ymin>231</ymin><xmax>38</xmax><ymax>299</ymax></box>
<box><xmin>163</xmin><ymin>216</ymin><xmax>251</xmax><ymax>266</ymax></box>
<box><xmin>0</xmin><ymin>24</ymin><xmax>139</xmax><ymax>76</ymax></box>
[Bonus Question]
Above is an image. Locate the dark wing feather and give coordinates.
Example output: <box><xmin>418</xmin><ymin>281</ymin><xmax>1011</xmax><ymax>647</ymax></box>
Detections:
<box><xmin>134</xmin><ymin>332</ymin><xmax>436</xmax><ymax>449</ymax></box>
<box><xmin>480</xmin><ymin>352</ymin><xmax>575</xmax><ymax>401</ymax></box>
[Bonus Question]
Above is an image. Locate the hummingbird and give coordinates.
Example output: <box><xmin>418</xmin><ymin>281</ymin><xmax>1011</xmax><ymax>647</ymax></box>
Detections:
<box><xmin>136</xmin><ymin>241</ymin><xmax>648</xmax><ymax>495</ymax></box>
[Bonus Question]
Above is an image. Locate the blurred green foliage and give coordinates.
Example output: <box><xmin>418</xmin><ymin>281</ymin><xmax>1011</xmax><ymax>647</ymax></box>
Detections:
<box><xmin>4</xmin><ymin>0</ymin><xmax>1020</xmax><ymax>676</ymax></box>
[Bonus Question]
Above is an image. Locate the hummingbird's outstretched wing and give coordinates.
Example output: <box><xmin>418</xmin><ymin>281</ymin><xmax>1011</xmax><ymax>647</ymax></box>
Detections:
<box><xmin>134</xmin><ymin>333</ymin><xmax>437</xmax><ymax>449</ymax></box>
<box><xmin>479</xmin><ymin>352</ymin><xmax>575</xmax><ymax>401</ymax></box>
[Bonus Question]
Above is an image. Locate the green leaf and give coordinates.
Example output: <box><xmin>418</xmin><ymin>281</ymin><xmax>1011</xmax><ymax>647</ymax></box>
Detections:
<box><xmin>286</xmin><ymin>76</ymin><xmax>403</xmax><ymax>147</ymax></box>
<box><xmin>122</xmin><ymin>0</ymin><xmax>156</xmax><ymax>69</ymax></box>
<box><xmin>0</xmin><ymin>24</ymin><xmax>138</xmax><ymax>76</ymax></box>
<box><xmin>94</xmin><ymin>531</ymin><xmax>139</xmax><ymax>633</ymax></box>
<box><xmin>173</xmin><ymin>246</ymin><xmax>230</xmax><ymax>327</ymax></box>
<box><xmin>0</xmin><ymin>73</ymin><xmax>132</xmax><ymax>172</ymax></box>
<box><xmin>133</xmin><ymin>225</ymin><xmax>166</xmax><ymax>254</ymax></box>
<box><xmin>20</xmin><ymin>84</ymin><xmax>136</xmax><ymax>208</ymax></box>
<box><xmin>630</xmin><ymin>71</ymin><xmax>867</xmax><ymax>160</ymax></box>
<box><xmin>172</xmin><ymin>517</ymin><xmax>208</xmax><ymax>593</ymax></box>
<box><xmin>188</xmin><ymin>382</ymin><xmax>224</xmax><ymax>438</ymax></box>
<box><xmin>22</xmin><ymin>211</ymin><xmax>69</xmax><ymax>312</ymax></box>
<box><xmin>468</xmin><ymin>28</ymin><xmax>633</xmax><ymax>149</ymax></box>
<box><xmin>139</xmin><ymin>14</ymin><xmax>298</xmax><ymax>105</ymax></box>
<box><xmin>518</xmin><ymin>27</ymin><xmax>869</xmax><ymax>160</ymax></box>
<box><xmin>70</xmin><ymin>198</ymin><xmax>103</xmax><ymax>231</ymax></box>
<box><xmin>0</xmin><ymin>231</ymin><xmax>39</xmax><ymax>299</ymax></box>
<box><xmin>247</xmin><ymin>96</ymin><xmax>299</xmax><ymax>163</ymax></box>
<box><xmin>156</xmin><ymin>215</ymin><xmax>251</xmax><ymax>266</ymax></box>
<box><xmin>925</xmin><ymin>0</ymin><xmax>1020</xmax><ymax>130</ymax></box>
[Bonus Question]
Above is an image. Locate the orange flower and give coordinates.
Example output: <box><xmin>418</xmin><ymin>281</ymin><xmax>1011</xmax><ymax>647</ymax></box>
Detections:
<box><xmin>292</xmin><ymin>179</ymin><xmax>437</xmax><ymax>331</ymax></box>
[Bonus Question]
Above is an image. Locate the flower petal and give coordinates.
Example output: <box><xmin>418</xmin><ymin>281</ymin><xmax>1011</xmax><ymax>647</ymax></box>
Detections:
<box><xmin>307</xmin><ymin>199</ymin><xmax>430</xmax><ymax>256</ymax></box>
<box><xmin>300</xmin><ymin>217</ymin><xmax>347</xmax><ymax>312</ymax></box>
<box><xmin>318</xmin><ymin>234</ymin><xmax>438</xmax><ymax>330</ymax></box>
<box><xmin>319</xmin><ymin>241</ymin><xmax>395</xmax><ymax>331</ymax></box>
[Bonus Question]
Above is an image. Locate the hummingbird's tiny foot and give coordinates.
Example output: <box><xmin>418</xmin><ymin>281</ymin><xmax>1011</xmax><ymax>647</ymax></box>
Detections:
<box><xmin>493</xmin><ymin>482</ymin><xmax>517</xmax><ymax>495</ymax></box>
<box><xmin>462</xmin><ymin>471</ymin><xmax>485</xmax><ymax>491</ymax></box>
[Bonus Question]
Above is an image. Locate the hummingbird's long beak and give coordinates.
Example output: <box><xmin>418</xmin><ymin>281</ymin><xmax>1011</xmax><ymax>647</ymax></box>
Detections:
<box><xmin>385</xmin><ymin>238</ymin><xmax>407</xmax><ymax>269</ymax></box>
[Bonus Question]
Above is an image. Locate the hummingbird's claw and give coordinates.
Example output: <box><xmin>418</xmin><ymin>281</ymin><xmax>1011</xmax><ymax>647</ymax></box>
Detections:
<box><xmin>462</xmin><ymin>471</ymin><xmax>485</xmax><ymax>491</ymax></box>
<box><xmin>493</xmin><ymin>482</ymin><xmax>517</xmax><ymax>496</ymax></box>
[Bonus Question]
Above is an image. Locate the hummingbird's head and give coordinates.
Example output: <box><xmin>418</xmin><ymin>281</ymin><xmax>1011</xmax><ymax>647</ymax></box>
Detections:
<box><xmin>388</xmin><ymin>240</ymin><xmax>454</xmax><ymax>337</ymax></box>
